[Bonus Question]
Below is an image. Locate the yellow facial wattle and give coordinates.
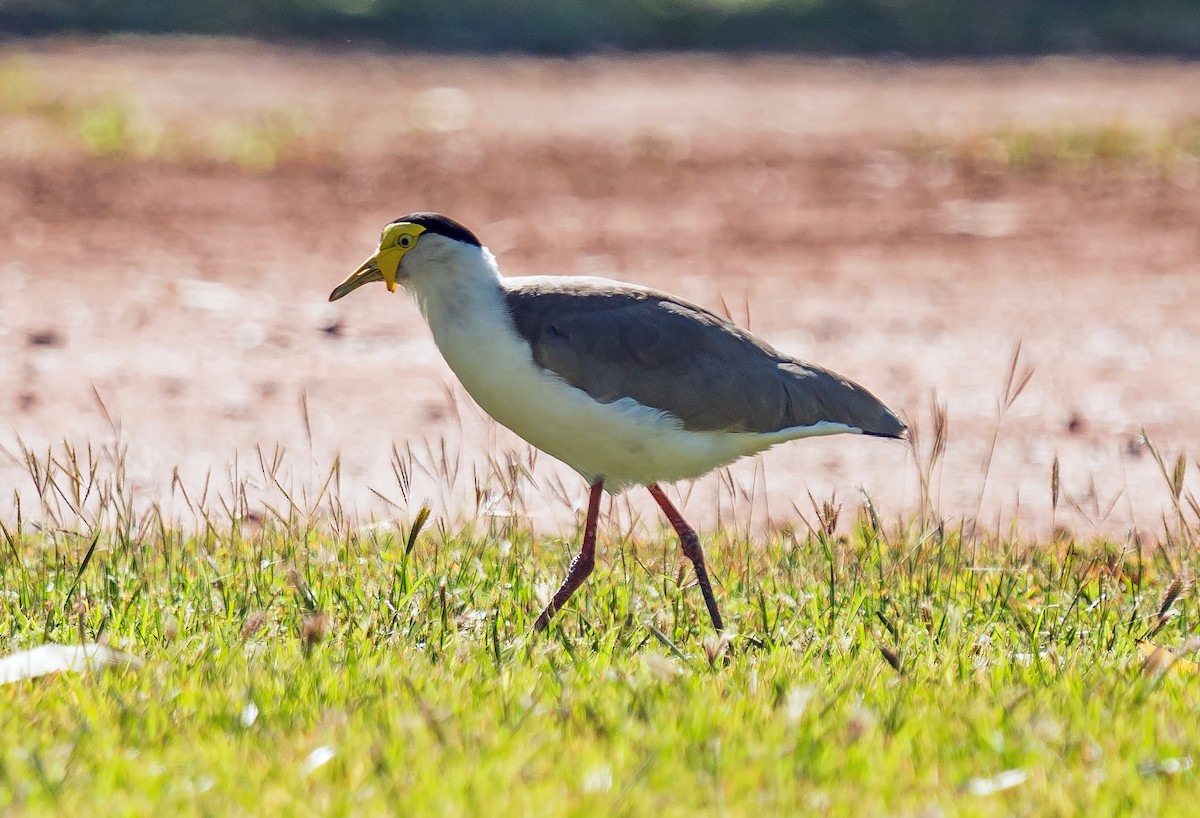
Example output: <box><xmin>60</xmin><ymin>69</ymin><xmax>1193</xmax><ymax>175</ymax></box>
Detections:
<box><xmin>328</xmin><ymin>222</ymin><xmax>429</xmax><ymax>301</ymax></box>
<box><xmin>375</xmin><ymin>222</ymin><xmax>428</xmax><ymax>292</ymax></box>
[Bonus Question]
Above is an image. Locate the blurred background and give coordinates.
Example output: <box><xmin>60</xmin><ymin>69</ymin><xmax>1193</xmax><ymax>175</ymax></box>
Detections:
<box><xmin>1</xmin><ymin>2</ymin><xmax>1198</xmax><ymax>534</ymax></box>
<box><xmin>6</xmin><ymin>0</ymin><xmax>1200</xmax><ymax>54</ymax></box>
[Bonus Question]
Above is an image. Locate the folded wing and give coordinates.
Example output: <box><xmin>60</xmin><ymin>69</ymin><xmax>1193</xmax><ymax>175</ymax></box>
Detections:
<box><xmin>504</xmin><ymin>279</ymin><xmax>906</xmax><ymax>439</ymax></box>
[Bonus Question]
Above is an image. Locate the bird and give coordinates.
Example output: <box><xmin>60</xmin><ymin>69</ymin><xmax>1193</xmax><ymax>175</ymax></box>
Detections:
<box><xmin>330</xmin><ymin>212</ymin><xmax>906</xmax><ymax>633</ymax></box>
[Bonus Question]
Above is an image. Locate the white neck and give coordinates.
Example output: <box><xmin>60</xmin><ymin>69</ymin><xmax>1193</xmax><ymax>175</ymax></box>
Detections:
<box><xmin>405</xmin><ymin>241</ymin><xmax>507</xmax><ymax>346</ymax></box>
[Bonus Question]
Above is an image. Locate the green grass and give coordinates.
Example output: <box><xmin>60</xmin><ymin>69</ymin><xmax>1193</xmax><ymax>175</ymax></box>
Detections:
<box><xmin>919</xmin><ymin>119</ymin><xmax>1200</xmax><ymax>178</ymax></box>
<box><xmin>2</xmin><ymin>437</ymin><xmax>1198</xmax><ymax>815</ymax></box>
<box><xmin>0</xmin><ymin>58</ymin><xmax>316</xmax><ymax>169</ymax></box>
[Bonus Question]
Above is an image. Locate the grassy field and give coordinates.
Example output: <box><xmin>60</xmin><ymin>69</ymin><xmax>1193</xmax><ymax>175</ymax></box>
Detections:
<box><xmin>2</xmin><ymin>437</ymin><xmax>1198</xmax><ymax>816</ymax></box>
<box><xmin>3</xmin><ymin>42</ymin><xmax>1200</xmax><ymax>814</ymax></box>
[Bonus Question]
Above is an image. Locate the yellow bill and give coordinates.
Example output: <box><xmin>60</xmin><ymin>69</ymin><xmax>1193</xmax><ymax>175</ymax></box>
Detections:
<box><xmin>329</xmin><ymin>254</ymin><xmax>386</xmax><ymax>302</ymax></box>
<box><xmin>328</xmin><ymin>222</ymin><xmax>427</xmax><ymax>301</ymax></box>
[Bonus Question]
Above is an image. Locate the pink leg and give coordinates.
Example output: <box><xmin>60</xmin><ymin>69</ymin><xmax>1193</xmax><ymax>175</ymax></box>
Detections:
<box><xmin>534</xmin><ymin>479</ymin><xmax>605</xmax><ymax>632</ymax></box>
<box><xmin>648</xmin><ymin>484</ymin><xmax>725</xmax><ymax>632</ymax></box>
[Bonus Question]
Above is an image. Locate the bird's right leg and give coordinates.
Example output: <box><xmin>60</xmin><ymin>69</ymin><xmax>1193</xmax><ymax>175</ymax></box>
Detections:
<box><xmin>533</xmin><ymin>478</ymin><xmax>604</xmax><ymax>632</ymax></box>
<box><xmin>647</xmin><ymin>483</ymin><xmax>725</xmax><ymax>632</ymax></box>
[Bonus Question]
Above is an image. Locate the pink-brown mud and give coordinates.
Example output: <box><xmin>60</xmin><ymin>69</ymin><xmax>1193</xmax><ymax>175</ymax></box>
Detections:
<box><xmin>2</xmin><ymin>40</ymin><xmax>1198</xmax><ymax>536</ymax></box>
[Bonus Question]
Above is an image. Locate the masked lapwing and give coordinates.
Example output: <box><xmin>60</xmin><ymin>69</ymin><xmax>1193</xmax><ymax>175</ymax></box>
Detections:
<box><xmin>330</xmin><ymin>213</ymin><xmax>906</xmax><ymax>633</ymax></box>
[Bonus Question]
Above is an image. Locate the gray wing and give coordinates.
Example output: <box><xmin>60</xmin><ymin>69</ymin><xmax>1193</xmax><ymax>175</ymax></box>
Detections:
<box><xmin>503</xmin><ymin>279</ymin><xmax>906</xmax><ymax>438</ymax></box>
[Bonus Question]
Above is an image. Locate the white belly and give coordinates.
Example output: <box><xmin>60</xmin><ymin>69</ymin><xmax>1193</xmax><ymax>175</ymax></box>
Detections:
<box><xmin>473</xmin><ymin>377</ymin><xmax>762</xmax><ymax>492</ymax></box>
<box><xmin>431</xmin><ymin>308</ymin><xmax>855</xmax><ymax>493</ymax></box>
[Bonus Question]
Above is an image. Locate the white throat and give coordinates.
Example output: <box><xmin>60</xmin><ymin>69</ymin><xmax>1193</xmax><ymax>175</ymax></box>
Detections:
<box><xmin>405</xmin><ymin>241</ymin><xmax>506</xmax><ymax>341</ymax></box>
<box><xmin>402</xmin><ymin>240</ymin><xmax>522</xmax><ymax>416</ymax></box>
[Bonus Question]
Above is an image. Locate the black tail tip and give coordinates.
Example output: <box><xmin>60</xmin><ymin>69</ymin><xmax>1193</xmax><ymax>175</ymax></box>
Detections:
<box><xmin>862</xmin><ymin>414</ymin><xmax>908</xmax><ymax>441</ymax></box>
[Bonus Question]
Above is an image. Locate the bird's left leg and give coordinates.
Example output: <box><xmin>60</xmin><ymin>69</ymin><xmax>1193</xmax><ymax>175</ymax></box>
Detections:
<box><xmin>647</xmin><ymin>484</ymin><xmax>724</xmax><ymax>632</ymax></box>
<box><xmin>534</xmin><ymin>478</ymin><xmax>605</xmax><ymax>632</ymax></box>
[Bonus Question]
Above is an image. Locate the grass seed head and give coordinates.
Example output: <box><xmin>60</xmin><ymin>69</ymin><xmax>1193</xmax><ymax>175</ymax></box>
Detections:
<box><xmin>241</xmin><ymin>611</ymin><xmax>266</xmax><ymax>641</ymax></box>
<box><xmin>877</xmin><ymin>643</ymin><xmax>903</xmax><ymax>674</ymax></box>
<box><xmin>703</xmin><ymin>632</ymin><xmax>731</xmax><ymax>668</ymax></box>
<box><xmin>301</xmin><ymin>613</ymin><xmax>329</xmax><ymax>655</ymax></box>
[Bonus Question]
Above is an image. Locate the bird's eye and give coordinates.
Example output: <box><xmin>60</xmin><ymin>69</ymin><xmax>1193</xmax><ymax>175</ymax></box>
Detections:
<box><xmin>398</xmin><ymin>235</ymin><xmax>413</xmax><ymax>248</ymax></box>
